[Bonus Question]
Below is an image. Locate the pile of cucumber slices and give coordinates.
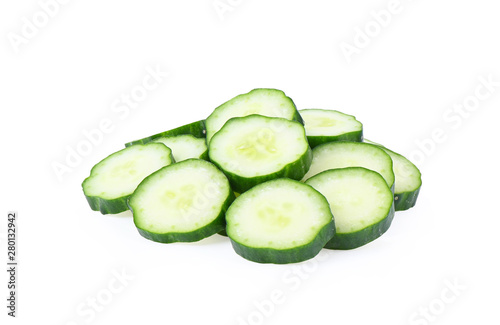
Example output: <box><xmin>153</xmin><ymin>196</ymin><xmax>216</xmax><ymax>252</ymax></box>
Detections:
<box><xmin>82</xmin><ymin>88</ymin><xmax>422</xmax><ymax>264</ymax></box>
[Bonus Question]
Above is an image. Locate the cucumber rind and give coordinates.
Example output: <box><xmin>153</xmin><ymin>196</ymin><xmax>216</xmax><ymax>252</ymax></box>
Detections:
<box><xmin>211</xmin><ymin>148</ymin><xmax>313</xmax><ymax>193</ymax></box>
<box><xmin>125</xmin><ymin>120</ymin><xmax>206</xmax><ymax>147</ymax></box>
<box><xmin>84</xmin><ymin>194</ymin><xmax>131</xmax><ymax>215</ymax></box>
<box><xmin>229</xmin><ymin>222</ymin><xmax>334</xmax><ymax>264</ymax></box>
<box><xmin>394</xmin><ymin>187</ymin><xmax>421</xmax><ymax>211</ymax></box>
<box><xmin>205</xmin><ymin>88</ymin><xmax>303</xmax><ymax>143</ymax></box>
<box><xmin>306</xmin><ymin>130</ymin><xmax>363</xmax><ymax>148</ymax></box>
<box><xmin>129</xmin><ymin>159</ymin><xmax>235</xmax><ymax>243</ymax></box>
<box><xmin>218</xmin><ymin>192</ymin><xmax>240</xmax><ymax>236</ymax></box>
<box><xmin>209</xmin><ymin>115</ymin><xmax>312</xmax><ymax>193</ymax></box>
<box><xmin>82</xmin><ymin>143</ymin><xmax>174</xmax><ymax>215</ymax></box>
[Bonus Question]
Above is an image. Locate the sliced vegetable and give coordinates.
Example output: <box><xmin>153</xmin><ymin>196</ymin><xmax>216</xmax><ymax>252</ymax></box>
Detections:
<box><xmin>154</xmin><ymin>134</ymin><xmax>208</xmax><ymax>161</ymax></box>
<box><xmin>299</xmin><ymin>109</ymin><xmax>363</xmax><ymax>147</ymax></box>
<box><xmin>364</xmin><ymin>139</ymin><xmax>422</xmax><ymax>211</ymax></box>
<box><xmin>208</xmin><ymin>115</ymin><xmax>312</xmax><ymax>193</ymax></box>
<box><xmin>125</xmin><ymin>120</ymin><xmax>206</xmax><ymax>147</ymax></box>
<box><xmin>226</xmin><ymin>178</ymin><xmax>335</xmax><ymax>264</ymax></box>
<box><xmin>82</xmin><ymin>143</ymin><xmax>174</xmax><ymax>214</ymax></box>
<box><xmin>302</xmin><ymin>141</ymin><xmax>395</xmax><ymax>190</ymax></box>
<box><xmin>83</xmin><ymin>87</ymin><xmax>423</xmax><ymax>264</ymax></box>
<box><xmin>129</xmin><ymin>159</ymin><xmax>235</xmax><ymax>243</ymax></box>
<box><xmin>205</xmin><ymin>88</ymin><xmax>303</xmax><ymax>143</ymax></box>
<box><xmin>306</xmin><ymin>167</ymin><xmax>394</xmax><ymax>250</ymax></box>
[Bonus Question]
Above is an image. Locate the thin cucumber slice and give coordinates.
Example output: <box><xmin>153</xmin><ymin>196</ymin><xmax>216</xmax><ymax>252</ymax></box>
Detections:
<box><xmin>364</xmin><ymin>139</ymin><xmax>422</xmax><ymax>211</ymax></box>
<box><xmin>306</xmin><ymin>167</ymin><xmax>394</xmax><ymax>250</ymax></box>
<box><xmin>205</xmin><ymin>88</ymin><xmax>303</xmax><ymax>143</ymax></box>
<box><xmin>302</xmin><ymin>141</ymin><xmax>395</xmax><ymax>190</ymax></box>
<box><xmin>82</xmin><ymin>143</ymin><xmax>174</xmax><ymax>214</ymax></box>
<box><xmin>125</xmin><ymin>120</ymin><xmax>206</xmax><ymax>147</ymax></box>
<box><xmin>226</xmin><ymin>178</ymin><xmax>335</xmax><ymax>264</ymax></box>
<box><xmin>129</xmin><ymin>159</ymin><xmax>235</xmax><ymax>243</ymax></box>
<box><xmin>153</xmin><ymin>134</ymin><xmax>208</xmax><ymax>161</ymax></box>
<box><xmin>299</xmin><ymin>109</ymin><xmax>363</xmax><ymax>147</ymax></box>
<box><xmin>208</xmin><ymin>115</ymin><xmax>312</xmax><ymax>193</ymax></box>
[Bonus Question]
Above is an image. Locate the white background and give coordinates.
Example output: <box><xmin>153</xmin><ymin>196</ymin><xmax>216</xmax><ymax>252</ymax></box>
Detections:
<box><xmin>1</xmin><ymin>0</ymin><xmax>499</xmax><ymax>324</ymax></box>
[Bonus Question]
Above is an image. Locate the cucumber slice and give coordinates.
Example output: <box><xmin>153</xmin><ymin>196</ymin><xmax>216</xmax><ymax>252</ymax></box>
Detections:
<box><xmin>299</xmin><ymin>109</ymin><xmax>363</xmax><ymax>147</ymax></box>
<box><xmin>306</xmin><ymin>167</ymin><xmax>394</xmax><ymax>250</ymax></box>
<box><xmin>208</xmin><ymin>115</ymin><xmax>312</xmax><ymax>193</ymax></box>
<box><xmin>153</xmin><ymin>134</ymin><xmax>208</xmax><ymax>161</ymax></box>
<box><xmin>125</xmin><ymin>120</ymin><xmax>206</xmax><ymax>147</ymax></box>
<box><xmin>302</xmin><ymin>141</ymin><xmax>395</xmax><ymax>190</ymax></box>
<box><xmin>129</xmin><ymin>159</ymin><xmax>235</xmax><ymax>243</ymax></box>
<box><xmin>82</xmin><ymin>143</ymin><xmax>174</xmax><ymax>214</ymax></box>
<box><xmin>205</xmin><ymin>88</ymin><xmax>303</xmax><ymax>143</ymax></box>
<box><xmin>226</xmin><ymin>178</ymin><xmax>335</xmax><ymax>264</ymax></box>
<box><xmin>364</xmin><ymin>139</ymin><xmax>422</xmax><ymax>211</ymax></box>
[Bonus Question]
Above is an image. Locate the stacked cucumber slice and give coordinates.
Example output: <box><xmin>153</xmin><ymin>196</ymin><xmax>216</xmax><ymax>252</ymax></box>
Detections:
<box><xmin>306</xmin><ymin>168</ymin><xmax>394</xmax><ymax>249</ymax></box>
<box><xmin>226</xmin><ymin>178</ymin><xmax>335</xmax><ymax>263</ymax></box>
<box><xmin>208</xmin><ymin>115</ymin><xmax>312</xmax><ymax>193</ymax></box>
<box><xmin>130</xmin><ymin>159</ymin><xmax>235</xmax><ymax>243</ymax></box>
<box><xmin>82</xmin><ymin>143</ymin><xmax>174</xmax><ymax>214</ymax></box>
<box><xmin>82</xmin><ymin>88</ymin><xmax>422</xmax><ymax>264</ymax></box>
